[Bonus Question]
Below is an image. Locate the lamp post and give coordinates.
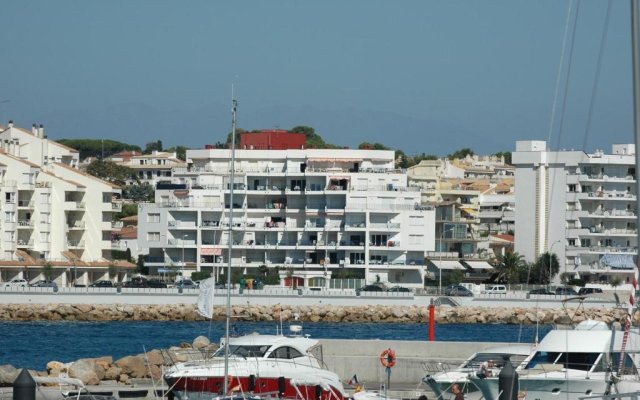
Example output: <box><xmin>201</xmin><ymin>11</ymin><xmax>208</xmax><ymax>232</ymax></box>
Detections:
<box><xmin>438</xmin><ymin>225</ymin><xmax>455</xmax><ymax>295</ymax></box>
<box><xmin>549</xmin><ymin>239</ymin><xmax>563</xmax><ymax>285</ymax></box>
<box><xmin>182</xmin><ymin>234</ymin><xmax>188</xmax><ymax>281</ymax></box>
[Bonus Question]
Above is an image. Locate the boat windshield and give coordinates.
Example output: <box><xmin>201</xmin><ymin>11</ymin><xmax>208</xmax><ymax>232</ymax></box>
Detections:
<box><xmin>462</xmin><ymin>353</ymin><xmax>528</xmax><ymax>370</ymax></box>
<box><xmin>213</xmin><ymin>344</ymin><xmax>270</xmax><ymax>358</ymax></box>
<box><xmin>525</xmin><ymin>351</ymin><xmax>601</xmax><ymax>372</ymax></box>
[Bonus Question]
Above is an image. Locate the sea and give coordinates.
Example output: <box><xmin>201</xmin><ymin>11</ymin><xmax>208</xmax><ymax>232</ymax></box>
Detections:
<box><xmin>0</xmin><ymin>321</ymin><xmax>552</xmax><ymax>370</ymax></box>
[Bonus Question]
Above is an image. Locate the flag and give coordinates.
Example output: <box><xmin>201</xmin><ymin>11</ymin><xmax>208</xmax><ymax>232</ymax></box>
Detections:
<box><xmin>348</xmin><ymin>374</ymin><xmax>359</xmax><ymax>386</ymax></box>
<box><xmin>196</xmin><ymin>277</ymin><xmax>215</xmax><ymax>318</ymax></box>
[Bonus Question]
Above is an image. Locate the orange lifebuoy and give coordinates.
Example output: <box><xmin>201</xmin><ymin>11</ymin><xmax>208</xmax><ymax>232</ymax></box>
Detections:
<box><xmin>380</xmin><ymin>348</ymin><xmax>396</xmax><ymax>368</ymax></box>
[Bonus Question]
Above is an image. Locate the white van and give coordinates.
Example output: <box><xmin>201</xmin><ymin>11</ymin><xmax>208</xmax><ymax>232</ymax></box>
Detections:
<box><xmin>482</xmin><ymin>285</ymin><xmax>507</xmax><ymax>294</ymax></box>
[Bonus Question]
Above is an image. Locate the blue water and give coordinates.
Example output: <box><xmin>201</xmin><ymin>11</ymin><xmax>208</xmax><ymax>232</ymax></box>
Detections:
<box><xmin>0</xmin><ymin>321</ymin><xmax>552</xmax><ymax>370</ymax></box>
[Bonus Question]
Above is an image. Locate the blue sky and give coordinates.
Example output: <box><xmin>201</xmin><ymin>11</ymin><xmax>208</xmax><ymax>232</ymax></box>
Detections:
<box><xmin>0</xmin><ymin>1</ymin><xmax>633</xmax><ymax>156</ymax></box>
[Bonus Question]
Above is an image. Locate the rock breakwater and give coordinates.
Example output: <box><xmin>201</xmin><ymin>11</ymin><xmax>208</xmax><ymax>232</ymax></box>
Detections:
<box><xmin>0</xmin><ymin>303</ymin><xmax>632</xmax><ymax>325</ymax></box>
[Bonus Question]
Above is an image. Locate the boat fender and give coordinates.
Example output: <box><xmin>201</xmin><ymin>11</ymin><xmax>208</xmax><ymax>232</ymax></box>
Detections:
<box><xmin>278</xmin><ymin>376</ymin><xmax>286</xmax><ymax>396</ymax></box>
<box><xmin>315</xmin><ymin>384</ymin><xmax>323</xmax><ymax>400</ymax></box>
<box><xmin>380</xmin><ymin>348</ymin><xmax>396</xmax><ymax>368</ymax></box>
<box><xmin>248</xmin><ymin>374</ymin><xmax>256</xmax><ymax>392</ymax></box>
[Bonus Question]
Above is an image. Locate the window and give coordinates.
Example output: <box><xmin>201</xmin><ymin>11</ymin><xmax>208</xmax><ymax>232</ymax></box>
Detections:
<box><xmin>409</xmin><ymin>216</ymin><xmax>424</xmax><ymax>226</ymax></box>
<box><xmin>3</xmin><ymin>231</ymin><xmax>13</xmax><ymax>241</ymax></box>
<box><xmin>568</xmin><ymin>239</ymin><xmax>576</xmax><ymax>246</ymax></box>
<box><xmin>147</xmin><ymin>213</ymin><xmax>160</xmax><ymax>223</ymax></box>
<box><xmin>40</xmin><ymin>193</ymin><xmax>50</xmax><ymax>204</ymax></box>
<box><xmin>5</xmin><ymin>192</ymin><xmax>14</xmax><ymax>203</ymax></box>
<box><xmin>40</xmin><ymin>232</ymin><xmax>50</xmax><ymax>243</ymax></box>
<box><xmin>568</xmin><ymin>184</ymin><xmax>576</xmax><ymax>193</ymax></box>
<box><xmin>268</xmin><ymin>346</ymin><xmax>304</xmax><ymax>359</ymax></box>
<box><xmin>147</xmin><ymin>232</ymin><xmax>160</xmax><ymax>241</ymax></box>
<box><xmin>4</xmin><ymin>212</ymin><xmax>13</xmax><ymax>223</ymax></box>
<box><xmin>40</xmin><ymin>213</ymin><xmax>50</xmax><ymax>224</ymax></box>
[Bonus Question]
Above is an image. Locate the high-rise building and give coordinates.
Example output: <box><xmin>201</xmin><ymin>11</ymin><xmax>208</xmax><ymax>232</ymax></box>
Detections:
<box><xmin>514</xmin><ymin>140</ymin><xmax>637</xmax><ymax>285</ymax></box>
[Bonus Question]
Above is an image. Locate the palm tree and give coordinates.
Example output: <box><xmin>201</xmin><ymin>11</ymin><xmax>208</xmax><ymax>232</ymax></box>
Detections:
<box><xmin>495</xmin><ymin>251</ymin><xmax>526</xmax><ymax>283</ymax></box>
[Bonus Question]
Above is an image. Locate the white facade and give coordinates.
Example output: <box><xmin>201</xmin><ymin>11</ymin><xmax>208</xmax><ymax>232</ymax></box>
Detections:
<box><xmin>109</xmin><ymin>151</ymin><xmax>186</xmax><ymax>186</ymax></box>
<box><xmin>514</xmin><ymin>140</ymin><xmax>638</xmax><ymax>285</ymax></box>
<box><xmin>0</xmin><ymin>122</ymin><xmax>130</xmax><ymax>286</ymax></box>
<box><xmin>138</xmin><ymin>148</ymin><xmax>435</xmax><ymax>288</ymax></box>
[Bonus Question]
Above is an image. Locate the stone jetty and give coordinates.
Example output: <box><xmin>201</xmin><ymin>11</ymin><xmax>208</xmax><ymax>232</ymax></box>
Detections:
<box><xmin>0</xmin><ymin>303</ymin><xmax>633</xmax><ymax>324</ymax></box>
<box><xmin>0</xmin><ymin>335</ymin><xmax>217</xmax><ymax>386</ymax></box>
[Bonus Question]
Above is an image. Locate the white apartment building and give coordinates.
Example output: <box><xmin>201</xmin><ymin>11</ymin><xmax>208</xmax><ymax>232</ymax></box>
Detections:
<box><xmin>0</xmin><ymin>121</ymin><xmax>132</xmax><ymax>286</ymax></box>
<box><xmin>138</xmin><ymin>148</ymin><xmax>435</xmax><ymax>288</ymax></box>
<box><xmin>107</xmin><ymin>150</ymin><xmax>186</xmax><ymax>186</ymax></box>
<box><xmin>514</xmin><ymin>140</ymin><xmax>637</xmax><ymax>285</ymax></box>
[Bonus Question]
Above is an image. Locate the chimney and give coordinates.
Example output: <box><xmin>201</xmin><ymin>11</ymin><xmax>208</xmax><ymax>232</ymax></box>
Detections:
<box><xmin>7</xmin><ymin>120</ymin><xmax>13</xmax><ymax>128</ymax></box>
<box><xmin>38</xmin><ymin>124</ymin><xmax>44</xmax><ymax>138</ymax></box>
<box><xmin>32</xmin><ymin>124</ymin><xmax>38</xmax><ymax>135</ymax></box>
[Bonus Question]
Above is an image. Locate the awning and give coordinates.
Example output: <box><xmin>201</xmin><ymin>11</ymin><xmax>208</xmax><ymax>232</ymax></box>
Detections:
<box><xmin>174</xmin><ymin>190</ymin><xmax>189</xmax><ymax>197</ymax></box>
<box><xmin>429</xmin><ymin>260</ymin><xmax>465</xmax><ymax>270</ymax></box>
<box><xmin>329</xmin><ymin>176</ymin><xmax>351</xmax><ymax>180</ymax></box>
<box><xmin>601</xmin><ymin>254</ymin><xmax>635</xmax><ymax>269</ymax></box>
<box><xmin>201</xmin><ymin>247</ymin><xmax>222</xmax><ymax>256</ymax></box>
<box><xmin>308</xmin><ymin>158</ymin><xmax>362</xmax><ymax>162</ymax></box>
<box><xmin>463</xmin><ymin>261</ymin><xmax>494</xmax><ymax>270</ymax></box>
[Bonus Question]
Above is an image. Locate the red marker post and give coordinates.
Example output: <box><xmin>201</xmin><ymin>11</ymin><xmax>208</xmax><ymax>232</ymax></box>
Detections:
<box><xmin>429</xmin><ymin>298</ymin><xmax>435</xmax><ymax>341</ymax></box>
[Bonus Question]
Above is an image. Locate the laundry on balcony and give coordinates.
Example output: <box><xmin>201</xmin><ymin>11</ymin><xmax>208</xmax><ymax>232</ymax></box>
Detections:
<box><xmin>600</xmin><ymin>254</ymin><xmax>635</xmax><ymax>269</ymax></box>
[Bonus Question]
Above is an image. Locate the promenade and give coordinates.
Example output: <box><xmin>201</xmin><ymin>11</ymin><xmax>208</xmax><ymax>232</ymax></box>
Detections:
<box><xmin>0</xmin><ymin>286</ymin><xmax>624</xmax><ymax>309</ymax></box>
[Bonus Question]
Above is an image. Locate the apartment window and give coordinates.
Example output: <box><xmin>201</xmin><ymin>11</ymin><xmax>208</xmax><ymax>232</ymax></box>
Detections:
<box><xmin>5</xmin><ymin>192</ymin><xmax>14</xmax><ymax>203</ymax></box>
<box><xmin>40</xmin><ymin>193</ymin><xmax>50</xmax><ymax>204</ymax></box>
<box><xmin>3</xmin><ymin>231</ymin><xmax>13</xmax><ymax>241</ymax></box>
<box><xmin>409</xmin><ymin>216</ymin><xmax>424</xmax><ymax>226</ymax></box>
<box><xmin>40</xmin><ymin>232</ymin><xmax>50</xmax><ymax>243</ymax></box>
<box><xmin>40</xmin><ymin>213</ymin><xmax>50</xmax><ymax>224</ymax></box>
<box><xmin>147</xmin><ymin>232</ymin><xmax>160</xmax><ymax>242</ymax></box>
<box><xmin>408</xmin><ymin>234</ymin><xmax>424</xmax><ymax>245</ymax></box>
<box><xmin>147</xmin><ymin>213</ymin><xmax>160</xmax><ymax>223</ymax></box>
<box><xmin>568</xmin><ymin>184</ymin><xmax>576</xmax><ymax>193</ymax></box>
<box><xmin>4</xmin><ymin>212</ymin><xmax>13</xmax><ymax>223</ymax></box>
<box><xmin>568</xmin><ymin>239</ymin><xmax>576</xmax><ymax>246</ymax></box>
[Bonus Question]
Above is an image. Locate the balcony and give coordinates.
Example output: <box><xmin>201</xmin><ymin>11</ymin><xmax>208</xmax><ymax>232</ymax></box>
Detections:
<box><xmin>17</xmin><ymin>239</ymin><xmax>34</xmax><ymax>248</ymax></box>
<box><xmin>17</xmin><ymin>200</ymin><xmax>34</xmax><ymax>208</ymax></box>
<box><xmin>112</xmin><ymin>201</ymin><xmax>123</xmax><ymax>211</ymax></box>
<box><xmin>67</xmin><ymin>240</ymin><xmax>85</xmax><ymax>248</ymax></box>
<box><xmin>17</xmin><ymin>220</ymin><xmax>34</xmax><ymax>229</ymax></box>
<box><xmin>66</xmin><ymin>221</ymin><xmax>85</xmax><ymax>230</ymax></box>
<box><xmin>112</xmin><ymin>221</ymin><xmax>124</xmax><ymax>229</ymax></box>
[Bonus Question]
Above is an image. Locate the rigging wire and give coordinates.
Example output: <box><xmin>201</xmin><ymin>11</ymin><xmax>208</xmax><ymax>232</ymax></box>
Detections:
<box><xmin>582</xmin><ymin>0</ymin><xmax>614</xmax><ymax>151</ymax></box>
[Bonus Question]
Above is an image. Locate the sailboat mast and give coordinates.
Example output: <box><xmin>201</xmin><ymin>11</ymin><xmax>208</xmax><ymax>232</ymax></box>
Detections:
<box><xmin>223</xmin><ymin>97</ymin><xmax>238</xmax><ymax>394</ymax></box>
<box><xmin>632</xmin><ymin>0</ymin><xmax>640</xmax><ymax>315</ymax></box>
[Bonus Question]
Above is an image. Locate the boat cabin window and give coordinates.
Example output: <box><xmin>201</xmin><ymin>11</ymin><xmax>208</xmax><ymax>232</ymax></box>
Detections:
<box><xmin>526</xmin><ymin>351</ymin><xmax>600</xmax><ymax>372</ymax></box>
<box><xmin>462</xmin><ymin>353</ymin><xmax>528</xmax><ymax>370</ymax></box>
<box><xmin>612</xmin><ymin>353</ymin><xmax>638</xmax><ymax>375</ymax></box>
<box><xmin>214</xmin><ymin>345</ymin><xmax>270</xmax><ymax>358</ymax></box>
<box><xmin>268</xmin><ymin>346</ymin><xmax>305</xmax><ymax>359</ymax></box>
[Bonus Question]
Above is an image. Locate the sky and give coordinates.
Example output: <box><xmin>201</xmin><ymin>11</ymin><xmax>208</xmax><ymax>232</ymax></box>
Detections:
<box><xmin>0</xmin><ymin>0</ymin><xmax>634</xmax><ymax>156</ymax></box>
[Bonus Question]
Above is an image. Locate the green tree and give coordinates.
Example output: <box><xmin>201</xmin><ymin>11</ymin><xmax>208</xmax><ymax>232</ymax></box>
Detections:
<box><xmin>123</xmin><ymin>183</ymin><xmax>154</xmax><ymax>202</ymax></box>
<box><xmin>530</xmin><ymin>252</ymin><xmax>560</xmax><ymax>284</ymax></box>
<box><xmin>166</xmin><ymin>146</ymin><xmax>189</xmax><ymax>161</ymax></box>
<box><xmin>115</xmin><ymin>203</ymin><xmax>138</xmax><ymax>220</ymax></box>
<box><xmin>85</xmin><ymin>160</ymin><xmax>137</xmax><ymax>186</ymax></box>
<box><xmin>494</xmin><ymin>251</ymin><xmax>526</xmax><ymax>283</ymax></box>
<box><xmin>493</xmin><ymin>151</ymin><xmax>512</xmax><ymax>165</ymax></box>
<box><xmin>42</xmin><ymin>262</ymin><xmax>53</xmax><ymax>280</ymax></box>
<box><xmin>225</xmin><ymin>128</ymin><xmax>245</xmax><ymax>147</ymax></box>
<box><xmin>358</xmin><ymin>142</ymin><xmax>391</xmax><ymax>150</ymax></box>
<box><xmin>291</xmin><ymin>125</ymin><xmax>341</xmax><ymax>149</ymax></box>
<box><xmin>443</xmin><ymin>269</ymin><xmax>464</xmax><ymax>286</ymax></box>
<box><xmin>57</xmin><ymin>139</ymin><xmax>141</xmax><ymax>160</ymax></box>
<box><xmin>447</xmin><ymin>148</ymin><xmax>475</xmax><ymax>160</ymax></box>
<box><xmin>144</xmin><ymin>140</ymin><xmax>163</xmax><ymax>153</ymax></box>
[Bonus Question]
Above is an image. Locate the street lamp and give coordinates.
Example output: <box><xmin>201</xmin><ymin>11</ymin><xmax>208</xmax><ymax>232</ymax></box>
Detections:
<box><xmin>438</xmin><ymin>225</ymin><xmax>455</xmax><ymax>294</ymax></box>
<box><xmin>182</xmin><ymin>234</ymin><xmax>188</xmax><ymax>281</ymax></box>
<box><xmin>549</xmin><ymin>239</ymin><xmax>563</xmax><ymax>285</ymax></box>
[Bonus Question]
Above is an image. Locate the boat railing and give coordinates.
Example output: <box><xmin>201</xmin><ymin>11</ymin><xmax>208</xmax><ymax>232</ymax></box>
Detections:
<box><xmin>160</xmin><ymin>347</ymin><xmax>218</xmax><ymax>366</ymax></box>
<box><xmin>421</xmin><ymin>361</ymin><xmax>454</xmax><ymax>375</ymax></box>
<box><xmin>581</xmin><ymin>393</ymin><xmax>640</xmax><ymax>400</ymax></box>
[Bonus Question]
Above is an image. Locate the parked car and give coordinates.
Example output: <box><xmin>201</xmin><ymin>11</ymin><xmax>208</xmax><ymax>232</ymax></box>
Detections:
<box><xmin>578</xmin><ymin>287</ymin><xmax>603</xmax><ymax>295</ymax></box>
<box><xmin>445</xmin><ymin>285</ymin><xmax>473</xmax><ymax>297</ymax></box>
<box><xmin>386</xmin><ymin>286</ymin><xmax>411</xmax><ymax>293</ymax></box>
<box><xmin>123</xmin><ymin>277</ymin><xmax>149</xmax><ymax>288</ymax></box>
<box><xmin>89</xmin><ymin>280</ymin><xmax>114</xmax><ymax>288</ymax></box>
<box><xmin>147</xmin><ymin>279</ymin><xmax>168</xmax><ymax>288</ymax></box>
<box><xmin>482</xmin><ymin>285</ymin><xmax>508</xmax><ymax>294</ymax></box>
<box><xmin>29</xmin><ymin>280</ymin><xmax>57</xmax><ymax>288</ymax></box>
<box><xmin>175</xmin><ymin>279</ymin><xmax>198</xmax><ymax>289</ymax></box>
<box><xmin>528</xmin><ymin>288</ymin><xmax>554</xmax><ymax>295</ymax></box>
<box><xmin>356</xmin><ymin>284</ymin><xmax>385</xmax><ymax>294</ymax></box>
<box><xmin>555</xmin><ymin>286</ymin><xmax>578</xmax><ymax>296</ymax></box>
<box><xmin>4</xmin><ymin>278</ymin><xmax>28</xmax><ymax>288</ymax></box>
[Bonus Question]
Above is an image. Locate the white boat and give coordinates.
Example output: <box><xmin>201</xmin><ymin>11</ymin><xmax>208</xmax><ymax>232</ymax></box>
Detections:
<box><xmin>422</xmin><ymin>344</ymin><xmax>532</xmax><ymax>400</ymax></box>
<box><xmin>469</xmin><ymin>320</ymin><xmax>640</xmax><ymax>400</ymax></box>
<box><xmin>163</xmin><ymin>325</ymin><xmax>349</xmax><ymax>400</ymax></box>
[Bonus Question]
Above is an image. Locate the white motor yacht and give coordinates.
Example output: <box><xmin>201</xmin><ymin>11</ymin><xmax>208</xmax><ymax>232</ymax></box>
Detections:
<box><xmin>423</xmin><ymin>344</ymin><xmax>532</xmax><ymax>400</ymax></box>
<box><xmin>470</xmin><ymin>320</ymin><xmax>640</xmax><ymax>400</ymax></box>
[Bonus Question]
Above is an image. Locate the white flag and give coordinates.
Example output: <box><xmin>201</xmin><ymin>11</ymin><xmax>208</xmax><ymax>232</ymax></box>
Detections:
<box><xmin>197</xmin><ymin>277</ymin><xmax>215</xmax><ymax>319</ymax></box>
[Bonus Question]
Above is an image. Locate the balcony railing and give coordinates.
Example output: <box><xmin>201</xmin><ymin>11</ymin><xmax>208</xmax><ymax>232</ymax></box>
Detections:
<box><xmin>17</xmin><ymin>220</ymin><xmax>33</xmax><ymax>227</ymax></box>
